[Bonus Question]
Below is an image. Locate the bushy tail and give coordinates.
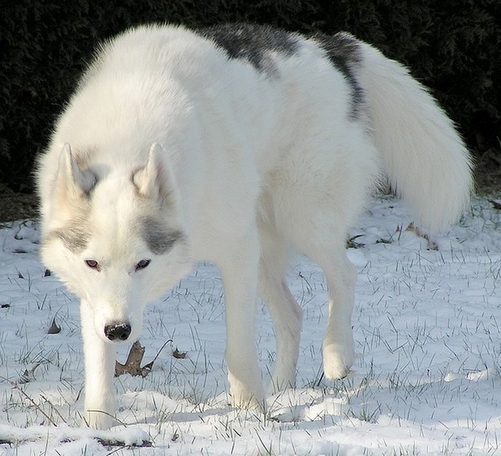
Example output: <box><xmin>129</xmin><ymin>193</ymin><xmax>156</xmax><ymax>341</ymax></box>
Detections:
<box><xmin>358</xmin><ymin>41</ymin><xmax>473</xmax><ymax>233</ymax></box>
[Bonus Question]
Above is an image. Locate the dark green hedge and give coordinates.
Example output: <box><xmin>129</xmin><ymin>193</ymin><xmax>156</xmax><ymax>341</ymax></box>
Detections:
<box><xmin>1</xmin><ymin>0</ymin><xmax>499</xmax><ymax>192</ymax></box>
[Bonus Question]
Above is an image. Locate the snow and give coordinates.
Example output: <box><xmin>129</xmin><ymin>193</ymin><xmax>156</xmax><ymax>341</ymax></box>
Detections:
<box><xmin>1</xmin><ymin>196</ymin><xmax>501</xmax><ymax>455</ymax></box>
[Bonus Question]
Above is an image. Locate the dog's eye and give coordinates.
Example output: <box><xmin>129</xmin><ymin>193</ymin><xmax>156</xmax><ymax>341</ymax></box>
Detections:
<box><xmin>85</xmin><ymin>259</ymin><xmax>100</xmax><ymax>271</ymax></box>
<box><xmin>135</xmin><ymin>259</ymin><xmax>151</xmax><ymax>271</ymax></box>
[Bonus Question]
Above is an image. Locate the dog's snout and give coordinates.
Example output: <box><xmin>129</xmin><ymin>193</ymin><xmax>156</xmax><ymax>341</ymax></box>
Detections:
<box><xmin>104</xmin><ymin>323</ymin><xmax>132</xmax><ymax>341</ymax></box>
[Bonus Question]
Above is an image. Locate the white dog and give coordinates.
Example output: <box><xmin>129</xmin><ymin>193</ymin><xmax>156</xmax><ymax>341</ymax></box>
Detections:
<box><xmin>36</xmin><ymin>23</ymin><xmax>472</xmax><ymax>429</ymax></box>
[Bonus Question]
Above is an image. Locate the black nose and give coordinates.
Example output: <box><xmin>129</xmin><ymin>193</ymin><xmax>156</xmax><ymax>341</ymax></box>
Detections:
<box><xmin>104</xmin><ymin>323</ymin><xmax>132</xmax><ymax>341</ymax></box>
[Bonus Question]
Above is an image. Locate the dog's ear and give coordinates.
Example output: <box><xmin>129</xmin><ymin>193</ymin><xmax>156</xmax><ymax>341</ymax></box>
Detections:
<box><xmin>54</xmin><ymin>143</ymin><xmax>97</xmax><ymax>206</ymax></box>
<box><xmin>132</xmin><ymin>143</ymin><xmax>178</xmax><ymax>207</ymax></box>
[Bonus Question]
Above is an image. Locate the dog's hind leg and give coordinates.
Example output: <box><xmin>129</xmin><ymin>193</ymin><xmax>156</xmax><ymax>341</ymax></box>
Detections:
<box><xmin>81</xmin><ymin>300</ymin><xmax>117</xmax><ymax>429</ymax></box>
<box><xmin>258</xmin><ymin>216</ymin><xmax>302</xmax><ymax>393</ymax></box>
<box><xmin>298</xmin><ymin>236</ymin><xmax>356</xmax><ymax>380</ymax></box>
<box><xmin>285</xmin><ymin>197</ymin><xmax>357</xmax><ymax>380</ymax></box>
<box><xmin>318</xmin><ymin>248</ymin><xmax>357</xmax><ymax>380</ymax></box>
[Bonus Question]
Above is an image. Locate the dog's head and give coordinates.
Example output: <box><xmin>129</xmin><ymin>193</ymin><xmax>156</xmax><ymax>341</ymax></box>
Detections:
<box><xmin>40</xmin><ymin>143</ymin><xmax>193</xmax><ymax>343</ymax></box>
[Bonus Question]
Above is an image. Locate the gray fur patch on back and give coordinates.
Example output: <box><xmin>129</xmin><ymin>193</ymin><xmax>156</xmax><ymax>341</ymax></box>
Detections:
<box><xmin>313</xmin><ymin>32</ymin><xmax>365</xmax><ymax>121</ymax></box>
<box><xmin>142</xmin><ymin>217</ymin><xmax>184</xmax><ymax>255</ymax></box>
<box><xmin>197</xmin><ymin>24</ymin><xmax>299</xmax><ymax>77</ymax></box>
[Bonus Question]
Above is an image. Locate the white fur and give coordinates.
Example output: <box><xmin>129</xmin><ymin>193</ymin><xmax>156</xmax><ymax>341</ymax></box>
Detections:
<box><xmin>36</xmin><ymin>25</ymin><xmax>472</xmax><ymax>429</ymax></box>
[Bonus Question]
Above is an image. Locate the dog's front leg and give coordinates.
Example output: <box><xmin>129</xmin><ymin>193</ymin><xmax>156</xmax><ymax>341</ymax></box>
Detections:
<box><xmin>219</xmin><ymin>231</ymin><xmax>266</xmax><ymax>412</ymax></box>
<box><xmin>80</xmin><ymin>299</ymin><xmax>117</xmax><ymax>429</ymax></box>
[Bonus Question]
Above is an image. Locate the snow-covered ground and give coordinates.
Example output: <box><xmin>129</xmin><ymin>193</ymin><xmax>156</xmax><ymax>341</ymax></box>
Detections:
<box><xmin>1</xmin><ymin>196</ymin><xmax>501</xmax><ymax>455</ymax></box>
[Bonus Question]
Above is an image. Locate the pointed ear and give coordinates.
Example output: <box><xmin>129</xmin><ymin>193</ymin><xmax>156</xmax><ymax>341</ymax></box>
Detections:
<box><xmin>53</xmin><ymin>143</ymin><xmax>97</xmax><ymax>206</ymax></box>
<box><xmin>132</xmin><ymin>143</ymin><xmax>178</xmax><ymax>206</ymax></box>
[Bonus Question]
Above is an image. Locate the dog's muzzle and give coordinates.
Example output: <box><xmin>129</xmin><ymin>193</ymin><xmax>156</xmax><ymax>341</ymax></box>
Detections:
<box><xmin>104</xmin><ymin>323</ymin><xmax>132</xmax><ymax>341</ymax></box>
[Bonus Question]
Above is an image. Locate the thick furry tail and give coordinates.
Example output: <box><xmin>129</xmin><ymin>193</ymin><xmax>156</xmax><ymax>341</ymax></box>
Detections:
<box><xmin>358</xmin><ymin>41</ymin><xmax>473</xmax><ymax>233</ymax></box>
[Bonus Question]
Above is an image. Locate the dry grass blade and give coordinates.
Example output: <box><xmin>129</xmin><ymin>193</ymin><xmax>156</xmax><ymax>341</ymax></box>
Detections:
<box><xmin>141</xmin><ymin>339</ymin><xmax>168</xmax><ymax>374</ymax></box>
<box><xmin>0</xmin><ymin>375</ymin><xmax>57</xmax><ymax>426</ymax></box>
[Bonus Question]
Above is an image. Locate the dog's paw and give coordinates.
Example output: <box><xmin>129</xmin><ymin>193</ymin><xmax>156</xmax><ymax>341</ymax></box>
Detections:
<box><xmin>322</xmin><ymin>341</ymin><xmax>354</xmax><ymax>380</ymax></box>
<box><xmin>268</xmin><ymin>374</ymin><xmax>296</xmax><ymax>394</ymax></box>
<box><xmin>83</xmin><ymin>409</ymin><xmax>114</xmax><ymax>430</ymax></box>
<box><xmin>231</xmin><ymin>390</ymin><xmax>267</xmax><ymax>413</ymax></box>
<box><xmin>228</xmin><ymin>373</ymin><xmax>266</xmax><ymax>412</ymax></box>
